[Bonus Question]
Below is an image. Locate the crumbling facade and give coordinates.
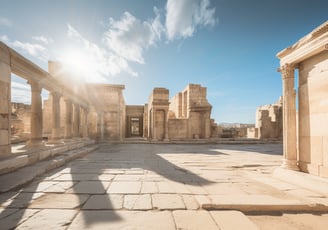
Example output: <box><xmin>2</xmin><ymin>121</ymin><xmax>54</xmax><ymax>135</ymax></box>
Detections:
<box><xmin>248</xmin><ymin>98</ymin><xmax>283</xmax><ymax>139</ymax></box>
<box><xmin>277</xmin><ymin>21</ymin><xmax>328</xmax><ymax>178</ymax></box>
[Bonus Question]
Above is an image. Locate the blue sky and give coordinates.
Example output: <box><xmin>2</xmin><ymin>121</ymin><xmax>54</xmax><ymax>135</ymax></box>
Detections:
<box><xmin>1</xmin><ymin>0</ymin><xmax>327</xmax><ymax>123</ymax></box>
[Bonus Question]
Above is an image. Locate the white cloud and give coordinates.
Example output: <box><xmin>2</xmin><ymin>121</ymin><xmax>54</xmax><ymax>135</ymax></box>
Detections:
<box><xmin>1</xmin><ymin>35</ymin><xmax>49</xmax><ymax>62</ymax></box>
<box><xmin>165</xmin><ymin>0</ymin><xmax>217</xmax><ymax>40</ymax></box>
<box><xmin>0</xmin><ymin>17</ymin><xmax>12</xmax><ymax>27</ymax></box>
<box><xmin>11</xmin><ymin>81</ymin><xmax>31</xmax><ymax>104</ymax></box>
<box><xmin>103</xmin><ymin>10</ymin><xmax>164</xmax><ymax>64</ymax></box>
<box><xmin>57</xmin><ymin>24</ymin><xmax>138</xmax><ymax>82</ymax></box>
<box><xmin>32</xmin><ymin>36</ymin><xmax>53</xmax><ymax>44</ymax></box>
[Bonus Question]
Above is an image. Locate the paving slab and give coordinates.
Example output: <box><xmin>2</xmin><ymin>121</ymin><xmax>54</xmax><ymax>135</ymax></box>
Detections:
<box><xmin>68</xmin><ymin>210</ymin><xmax>176</xmax><ymax>230</ymax></box>
<box><xmin>15</xmin><ymin>209</ymin><xmax>77</xmax><ymax>230</ymax></box>
<box><xmin>83</xmin><ymin>194</ymin><xmax>123</xmax><ymax>210</ymax></box>
<box><xmin>68</xmin><ymin>181</ymin><xmax>110</xmax><ymax>194</ymax></box>
<box><xmin>108</xmin><ymin>181</ymin><xmax>141</xmax><ymax>194</ymax></box>
<box><xmin>182</xmin><ymin>195</ymin><xmax>199</xmax><ymax>210</ymax></box>
<box><xmin>210</xmin><ymin>210</ymin><xmax>259</xmax><ymax>230</ymax></box>
<box><xmin>124</xmin><ymin>194</ymin><xmax>152</xmax><ymax>210</ymax></box>
<box><xmin>173</xmin><ymin>210</ymin><xmax>219</xmax><ymax>230</ymax></box>
<box><xmin>141</xmin><ymin>181</ymin><xmax>158</xmax><ymax>193</ymax></box>
<box><xmin>29</xmin><ymin>193</ymin><xmax>89</xmax><ymax>209</ymax></box>
<box><xmin>0</xmin><ymin>208</ymin><xmax>39</xmax><ymax>230</ymax></box>
<box><xmin>152</xmin><ymin>194</ymin><xmax>185</xmax><ymax>210</ymax></box>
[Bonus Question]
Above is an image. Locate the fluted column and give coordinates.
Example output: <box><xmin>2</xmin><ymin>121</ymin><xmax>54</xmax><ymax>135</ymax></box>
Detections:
<box><xmin>28</xmin><ymin>80</ymin><xmax>43</xmax><ymax>145</ymax></box>
<box><xmin>64</xmin><ymin>99</ymin><xmax>73</xmax><ymax>139</ymax></box>
<box><xmin>280</xmin><ymin>64</ymin><xmax>299</xmax><ymax>170</ymax></box>
<box><xmin>73</xmin><ymin>104</ymin><xmax>80</xmax><ymax>138</ymax></box>
<box><xmin>49</xmin><ymin>92</ymin><xmax>61</xmax><ymax>143</ymax></box>
<box><xmin>0</xmin><ymin>60</ymin><xmax>11</xmax><ymax>156</ymax></box>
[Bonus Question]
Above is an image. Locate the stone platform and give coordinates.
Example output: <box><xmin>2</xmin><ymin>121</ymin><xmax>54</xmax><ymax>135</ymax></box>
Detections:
<box><xmin>1</xmin><ymin>143</ymin><xmax>328</xmax><ymax>229</ymax></box>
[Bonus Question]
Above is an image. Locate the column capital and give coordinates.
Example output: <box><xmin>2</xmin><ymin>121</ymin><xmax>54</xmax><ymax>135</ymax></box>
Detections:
<box><xmin>280</xmin><ymin>63</ymin><xmax>295</xmax><ymax>80</ymax></box>
<box><xmin>51</xmin><ymin>91</ymin><xmax>61</xmax><ymax>99</ymax></box>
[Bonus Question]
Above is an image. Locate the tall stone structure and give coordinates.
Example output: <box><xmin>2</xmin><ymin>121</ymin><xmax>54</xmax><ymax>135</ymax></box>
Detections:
<box><xmin>248</xmin><ymin>98</ymin><xmax>283</xmax><ymax>139</ymax></box>
<box><xmin>277</xmin><ymin>21</ymin><xmax>328</xmax><ymax>177</ymax></box>
<box><xmin>168</xmin><ymin>84</ymin><xmax>212</xmax><ymax>139</ymax></box>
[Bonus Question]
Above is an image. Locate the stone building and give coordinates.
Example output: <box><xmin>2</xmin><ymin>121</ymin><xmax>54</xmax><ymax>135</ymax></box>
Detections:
<box><xmin>11</xmin><ymin>102</ymin><xmax>31</xmax><ymax>136</ymax></box>
<box><xmin>247</xmin><ymin>98</ymin><xmax>283</xmax><ymax>139</ymax></box>
<box><xmin>277</xmin><ymin>21</ymin><xmax>328</xmax><ymax>178</ymax></box>
<box><xmin>44</xmin><ymin>62</ymin><xmax>217</xmax><ymax>142</ymax></box>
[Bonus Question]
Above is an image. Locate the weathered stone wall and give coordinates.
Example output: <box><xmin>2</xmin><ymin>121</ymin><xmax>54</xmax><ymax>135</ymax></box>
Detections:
<box><xmin>168</xmin><ymin>119</ymin><xmax>188</xmax><ymax>139</ymax></box>
<box><xmin>11</xmin><ymin>102</ymin><xmax>31</xmax><ymax>135</ymax></box>
<box><xmin>87</xmin><ymin>84</ymin><xmax>126</xmax><ymax>141</ymax></box>
<box><xmin>147</xmin><ymin>88</ymin><xmax>169</xmax><ymax>140</ymax></box>
<box><xmin>250</xmin><ymin>98</ymin><xmax>283</xmax><ymax>139</ymax></box>
<box><xmin>298</xmin><ymin>51</ymin><xmax>328</xmax><ymax>177</ymax></box>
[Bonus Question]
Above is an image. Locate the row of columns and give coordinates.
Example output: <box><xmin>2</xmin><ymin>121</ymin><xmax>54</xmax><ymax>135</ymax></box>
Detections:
<box><xmin>48</xmin><ymin>92</ymin><xmax>89</xmax><ymax>144</ymax></box>
<box><xmin>280</xmin><ymin>63</ymin><xmax>299</xmax><ymax>171</ymax></box>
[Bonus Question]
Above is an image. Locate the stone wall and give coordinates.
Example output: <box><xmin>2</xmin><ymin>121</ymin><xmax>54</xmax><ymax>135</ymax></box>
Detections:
<box><xmin>298</xmin><ymin>51</ymin><xmax>328</xmax><ymax>176</ymax></box>
<box><xmin>249</xmin><ymin>98</ymin><xmax>283</xmax><ymax>139</ymax></box>
<box><xmin>11</xmin><ymin>102</ymin><xmax>31</xmax><ymax>136</ymax></box>
<box><xmin>168</xmin><ymin>84</ymin><xmax>212</xmax><ymax>139</ymax></box>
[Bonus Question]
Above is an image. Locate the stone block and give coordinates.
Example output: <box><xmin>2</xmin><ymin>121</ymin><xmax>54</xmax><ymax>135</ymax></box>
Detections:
<box><xmin>29</xmin><ymin>193</ymin><xmax>89</xmax><ymax>209</ymax></box>
<box><xmin>0</xmin><ymin>130</ymin><xmax>9</xmax><ymax>145</ymax></box>
<box><xmin>124</xmin><ymin>194</ymin><xmax>152</xmax><ymax>210</ymax></box>
<box><xmin>173</xmin><ymin>210</ymin><xmax>219</xmax><ymax>230</ymax></box>
<box><xmin>210</xmin><ymin>210</ymin><xmax>259</xmax><ymax>230</ymax></box>
<box><xmin>152</xmin><ymin>194</ymin><xmax>185</xmax><ymax>210</ymax></box>
<box><xmin>68</xmin><ymin>210</ymin><xmax>176</xmax><ymax>230</ymax></box>
<box><xmin>83</xmin><ymin>194</ymin><xmax>123</xmax><ymax>210</ymax></box>
<box><xmin>108</xmin><ymin>181</ymin><xmax>141</xmax><ymax>194</ymax></box>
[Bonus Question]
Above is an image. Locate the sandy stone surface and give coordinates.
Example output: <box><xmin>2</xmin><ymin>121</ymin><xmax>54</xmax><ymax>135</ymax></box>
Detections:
<box><xmin>0</xmin><ymin>143</ymin><xmax>328</xmax><ymax>229</ymax></box>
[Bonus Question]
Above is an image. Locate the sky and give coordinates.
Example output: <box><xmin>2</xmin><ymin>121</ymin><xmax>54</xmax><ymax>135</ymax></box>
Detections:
<box><xmin>1</xmin><ymin>0</ymin><xmax>327</xmax><ymax>124</ymax></box>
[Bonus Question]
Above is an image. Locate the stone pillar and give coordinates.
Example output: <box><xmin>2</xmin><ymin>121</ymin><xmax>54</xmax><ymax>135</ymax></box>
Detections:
<box><xmin>97</xmin><ymin>112</ymin><xmax>104</xmax><ymax>140</ymax></box>
<box><xmin>49</xmin><ymin>92</ymin><xmax>61</xmax><ymax>143</ymax></box>
<box><xmin>164</xmin><ymin>109</ymin><xmax>169</xmax><ymax>141</ymax></box>
<box><xmin>28</xmin><ymin>80</ymin><xmax>43</xmax><ymax>145</ymax></box>
<box><xmin>280</xmin><ymin>64</ymin><xmax>299</xmax><ymax>170</ymax></box>
<box><xmin>0</xmin><ymin>57</ymin><xmax>11</xmax><ymax>156</ymax></box>
<box><xmin>73</xmin><ymin>104</ymin><xmax>80</xmax><ymax>138</ymax></box>
<box><xmin>82</xmin><ymin>108</ymin><xmax>89</xmax><ymax>139</ymax></box>
<box><xmin>64</xmin><ymin>99</ymin><xmax>73</xmax><ymax>139</ymax></box>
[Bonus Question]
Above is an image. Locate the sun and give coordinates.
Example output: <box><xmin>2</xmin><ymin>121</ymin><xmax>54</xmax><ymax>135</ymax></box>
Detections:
<box><xmin>58</xmin><ymin>49</ymin><xmax>107</xmax><ymax>83</ymax></box>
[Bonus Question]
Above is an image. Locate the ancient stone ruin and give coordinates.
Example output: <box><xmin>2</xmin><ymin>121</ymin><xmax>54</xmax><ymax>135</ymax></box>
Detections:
<box><xmin>247</xmin><ymin>97</ymin><xmax>283</xmax><ymax>139</ymax></box>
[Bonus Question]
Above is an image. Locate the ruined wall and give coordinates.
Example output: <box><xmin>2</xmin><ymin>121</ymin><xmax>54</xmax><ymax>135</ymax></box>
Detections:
<box><xmin>250</xmin><ymin>98</ymin><xmax>283</xmax><ymax>139</ymax></box>
<box><xmin>86</xmin><ymin>84</ymin><xmax>126</xmax><ymax>141</ymax></box>
<box><xmin>298</xmin><ymin>51</ymin><xmax>328</xmax><ymax>177</ymax></box>
<box><xmin>11</xmin><ymin>102</ymin><xmax>31</xmax><ymax>136</ymax></box>
<box><xmin>168</xmin><ymin>119</ymin><xmax>188</xmax><ymax>139</ymax></box>
<box><xmin>147</xmin><ymin>88</ymin><xmax>169</xmax><ymax>140</ymax></box>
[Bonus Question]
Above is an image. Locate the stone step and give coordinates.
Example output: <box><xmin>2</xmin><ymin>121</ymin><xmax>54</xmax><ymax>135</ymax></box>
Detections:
<box><xmin>201</xmin><ymin>194</ymin><xmax>328</xmax><ymax>212</ymax></box>
<box><xmin>0</xmin><ymin>139</ymin><xmax>95</xmax><ymax>175</ymax></box>
<box><xmin>0</xmin><ymin>145</ymin><xmax>98</xmax><ymax>192</ymax></box>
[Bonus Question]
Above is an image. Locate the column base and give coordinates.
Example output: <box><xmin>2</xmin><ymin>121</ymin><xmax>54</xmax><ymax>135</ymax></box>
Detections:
<box><xmin>281</xmin><ymin>159</ymin><xmax>300</xmax><ymax>171</ymax></box>
<box><xmin>26</xmin><ymin>139</ymin><xmax>44</xmax><ymax>147</ymax></box>
<box><xmin>0</xmin><ymin>145</ymin><xmax>11</xmax><ymax>157</ymax></box>
<box><xmin>47</xmin><ymin>138</ymin><xmax>63</xmax><ymax>145</ymax></box>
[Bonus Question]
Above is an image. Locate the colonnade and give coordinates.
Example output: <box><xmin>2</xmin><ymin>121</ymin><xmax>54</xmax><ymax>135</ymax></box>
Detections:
<box><xmin>0</xmin><ymin>41</ymin><xmax>93</xmax><ymax>157</ymax></box>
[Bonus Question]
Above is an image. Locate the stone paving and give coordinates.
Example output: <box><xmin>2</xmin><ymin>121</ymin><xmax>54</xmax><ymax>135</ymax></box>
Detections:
<box><xmin>1</xmin><ymin>143</ymin><xmax>328</xmax><ymax>229</ymax></box>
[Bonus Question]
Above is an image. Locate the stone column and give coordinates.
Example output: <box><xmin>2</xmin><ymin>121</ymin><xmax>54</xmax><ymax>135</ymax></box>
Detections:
<box><xmin>28</xmin><ymin>80</ymin><xmax>43</xmax><ymax>145</ymax></box>
<box><xmin>280</xmin><ymin>64</ymin><xmax>299</xmax><ymax>170</ymax></box>
<box><xmin>49</xmin><ymin>92</ymin><xmax>61</xmax><ymax>143</ymax></box>
<box><xmin>97</xmin><ymin>112</ymin><xmax>104</xmax><ymax>141</ymax></box>
<box><xmin>73</xmin><ymin>104</ymin><xmax>80</xmax><ymax>138</ymax></box>
<box><xmin>82</xmin><ymin>108</ymin><xmax>89</xmax><ymax>139</ymax></box>
<box><xmin>64</xmin><ymin>99</ymin><xmax>73</xmax><ymax>139</ymax></box>
<box><xmin>0</xmin><ymin>58</ymin><xmax>11</xmax><ymax>156</ymax></box>
<box><xmin>164</xmin><ymin>109</ymin><xmax>169</xmax><ymax>141</ymax></box>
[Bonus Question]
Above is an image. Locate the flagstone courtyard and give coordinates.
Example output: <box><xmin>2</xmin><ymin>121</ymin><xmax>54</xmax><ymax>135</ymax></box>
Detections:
<box><xmin>1</xmin><ymin>143</ymin><xmax>328</xmax><ymax>229</ymax></box>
